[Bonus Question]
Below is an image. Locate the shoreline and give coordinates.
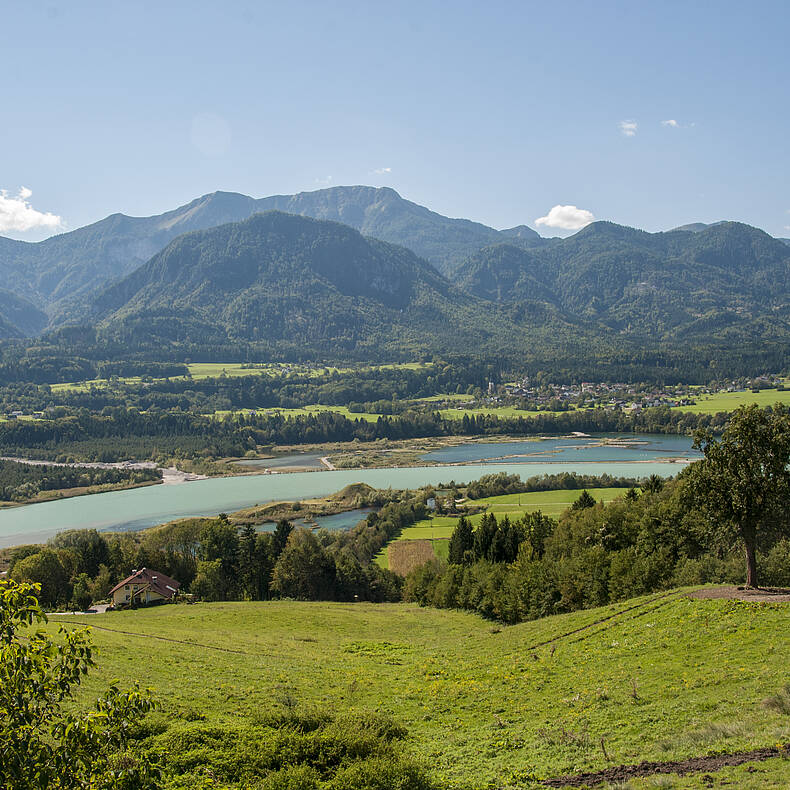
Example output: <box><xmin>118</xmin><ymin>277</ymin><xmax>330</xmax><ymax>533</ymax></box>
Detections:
<box><xmin>0</xmin><ymin>478</ymin><xmax>162</xmax><ymax>510</ymax></box>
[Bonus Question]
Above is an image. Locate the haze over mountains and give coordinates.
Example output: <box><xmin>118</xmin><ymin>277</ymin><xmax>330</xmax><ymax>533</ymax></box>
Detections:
<box><xmin>1</xmin><ymin>186</ymin><xmax>789</xmax><ymax>362</ymax></box>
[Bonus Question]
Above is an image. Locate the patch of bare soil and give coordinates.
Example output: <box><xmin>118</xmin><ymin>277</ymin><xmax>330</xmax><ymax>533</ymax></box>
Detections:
<box><xmin>542</xmin><ymin>744</ymin><xmax>790</xmax><ymax>787</ymax></box>
<box><xmin>688</xmin><ymin>585</ymin><xmax>790</xmax><ymax>602</ymax></box>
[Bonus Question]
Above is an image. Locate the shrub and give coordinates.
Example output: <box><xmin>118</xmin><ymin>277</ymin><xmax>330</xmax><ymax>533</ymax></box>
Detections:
<box><xmin>762</xmin><ymin>539</ymin><xmax>790</xmax><ymax>587</ymax></box>
<box><xmin>260</xmin><ymin>764</ymin><xmax>321</xmax><ymax>790</ymax></box>
<box><xmin>329</xmin><ymin>756</ymin><xmax>438</xmax><ymax>790</ymax></box>
<box><xmin>609</xmin><ymin>546</ymin><xmax>673</xmax><ymax>601</ymax></box>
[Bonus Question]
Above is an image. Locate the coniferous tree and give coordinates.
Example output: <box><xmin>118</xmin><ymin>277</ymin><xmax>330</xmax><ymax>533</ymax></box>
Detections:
<box><xmin>448</xmin><ymin>516</ymin><xmax>474</xmax><ymax>564</ymax></box>
<box><xmin>272</xmin><ymin>519</ymin><xmax>294</xmax><ymax>559</ymax></box>
<box><xmin>473</xmin><ymin>513</ymin><xmax>498</xmax><ymax>561</ymax></box>
<box><xmin>571</xmin><ymin>490</ymin><xmax>596</xmax><ymax>511</ymax></box>
<box><xmin>522</xmin><ymin>510</ymin><xmax>555</xmax><ymax>559</ymax></box>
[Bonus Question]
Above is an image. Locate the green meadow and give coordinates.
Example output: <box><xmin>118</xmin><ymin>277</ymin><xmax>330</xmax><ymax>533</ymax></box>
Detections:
<box><xmin>50</xmin><ymin>376</ymin><xmax>151</xmax><ymax>393</ymax></box>
<box><xmin>376</xmin><ymin>488</ymin><xmax>628</xmax><ymax>568</ymax></box>
<box><xmin>45</xmin><ymin>362</ymin><xmax>432</xmax><ymax>393</ymax></box>
<box><xmin>209</xmin><ymin>404</ymin><xmax>384</xmax><ymax>422</ymax></box>
<box><xmin>54</xmin><ymin>594</ymin><xmax>790</xmax><ymax>788</ymax></box>
<box><xmin>188</xmin><ymin>361</ymin><xmax>430</xmax><ymax>379</ymax></box>
<box><xmin>439</xmin><ymin>405</ymin><xmax>567</xmax><ymax>420</ymax></box>
<box><xmin>672</xmin><ymin>386</ymin><xmax>790</xmax><ymax>414</ymax></box>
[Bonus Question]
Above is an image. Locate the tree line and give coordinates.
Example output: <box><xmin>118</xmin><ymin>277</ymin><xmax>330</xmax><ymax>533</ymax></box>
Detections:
<box><xmin>0</xmin><ymin>459</ymin><xmax>161</xmax><ymax>502</ymax></box>
<box><xmin>6</xmin><ymin>496</ymin><xmax>429</xmax><ymax>610</ymax></box>
<box><xmin>0</xmin><ymin>404</ymin><xmax>723</xmax><ymax>464</ymax></box>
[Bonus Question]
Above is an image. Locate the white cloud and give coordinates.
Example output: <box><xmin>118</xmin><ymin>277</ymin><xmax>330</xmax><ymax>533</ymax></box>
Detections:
<box><xmin>0</xmin><ymin>187</ymin><xmax>63</xmax><ymax>233</ymax></box>
<box><xmin>314</xmin><ymin>176</ymin><xmax>333</xmax><ymax>186</ymax></box>
<box><xmin>661</xmin><ymin>119</ymin><xmax>679</xmax><ymax>128</ymax></box>
<box><xmin>619</xmin><ymin>120</ymin><xmax>638</xmax><ymax>137</ymax></box>
<box><xmin>372</xmin><ymin>167</ymin><xmax>392</xmax><ymax>175</ymax></box>
<box><xmin>534</xmin><ymin>204</ymin><xmax>595</xmax><ymax>231</ymax></box>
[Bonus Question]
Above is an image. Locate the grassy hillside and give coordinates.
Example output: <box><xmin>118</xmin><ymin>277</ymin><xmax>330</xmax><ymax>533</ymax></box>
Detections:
<box><xmin>54</xmin><ymin>594</ymin><xmax>790</xmax><ymax>788</ymax></box>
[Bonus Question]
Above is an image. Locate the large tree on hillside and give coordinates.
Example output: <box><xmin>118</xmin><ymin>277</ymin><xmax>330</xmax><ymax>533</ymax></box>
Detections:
<box><xmin>684</xmin><ymin>405</ymin><xmax>790</xmax><ymax>588</ymax></box>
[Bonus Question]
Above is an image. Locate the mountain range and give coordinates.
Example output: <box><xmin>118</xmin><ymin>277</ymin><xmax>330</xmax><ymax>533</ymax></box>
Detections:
<box><xmin>0</xmin><ymin>186</ymin><xmax>543</xmax><ymax>327</ymax></box>
<box><xmin>1</xmin><ymin>186</ymin><xmax>789</xmax><ymax>365</ymax></box>
<box><xmin>455</xmin><ymin>221</ymin><xmax>790</xmax><ymax>340</ymax></box>
<box><xmin>79</xmin><ymin>211</ymin><xmax>578</xmax><ymax>358</ymax></box>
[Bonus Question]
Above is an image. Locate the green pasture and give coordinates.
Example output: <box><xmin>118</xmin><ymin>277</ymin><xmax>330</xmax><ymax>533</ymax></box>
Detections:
<box><xmin>187</xmin><ymin>362</ymin><xmax>353</xmax><ymax>379</ymax></box>
<box><xmin>43</xmin><ymin>361</ymin><xmax>432</xmax><ymax>393</ymax></box>
<box><xmin>54</xmin><ymin>594</ymin><xmax>790</xmax><ymax>788</ymax></box>
<box><xmin>50</xmin><ymin>376</ymin><xmax>150</xmax><ymax>393</ymax></box>
<box><xmin>375</xmin><ymin>488</ymin><xmax>628</xmax><ymax>567</ymax></box>
<box><xmin>404</xmin><ymin>487</ymin><xmax>629</xmax><ymax>540</ymax></box>
<box><xmin>672</xmin><ymin>386</ymin><xmax>790</xmax><ymax>414</ymax></box>
<box><xmin>439</xmin><ymin>405</ymin><xmax>570</xmax><ymax>420</ymax></box>
<box><xmin>473</xmin><ymin>486</ymin><xmax>629</xmax><ymax>512</ymax></box>
<box><xmin>207</xmin><ymin>404</ymin><xmax>385</xmax><ymax>422</ymax></box>
<box><xmin>416</xmin><ymin>393</ymin><xmax>474</xmax><ymax>403</ymax></box>
<box><xmin>256</xmin><ymin>404</ymin><xmax>383</xmax><ymax>423</ymax></box>
<box><xmin>188</xmin><ymin>361</ymin><xmax>430</xmax><ymax>380</ymax></box>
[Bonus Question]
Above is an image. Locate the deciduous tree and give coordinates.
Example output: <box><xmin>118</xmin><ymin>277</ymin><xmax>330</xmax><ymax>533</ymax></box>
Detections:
<box><xmin>684</xmin><ymin>405</ymin><xmax>790</xmax><ymax>587</ymax></box>
<box><xmin>0</xmin><ymin>579</ymin><xmax>159</xmax><ymax>789</ymax></box>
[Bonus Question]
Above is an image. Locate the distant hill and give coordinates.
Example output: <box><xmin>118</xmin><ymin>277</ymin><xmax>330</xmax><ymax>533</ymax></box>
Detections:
<box><xmin>455</xmin><ymin>220</ymin><xmax>790</xmax><ymax>343</ymax></box>
<box><xmin>0</xmin><ymin>186</ymin><xmax>543</xmax><ymax>327</ymax></box>
<box><xmin>0</xmin><ymin>290</ymin><xmax>48</xmax><ymax>338</ymax></box>
<box><xmin>83</xmin><ymin>211</ymin><xmax>568</xmax><ymax>357</ymax></box>
<box><xmin>671</xmin><ymin>221</ymin><xmax>726</xmax><ymax>232</ymax></box>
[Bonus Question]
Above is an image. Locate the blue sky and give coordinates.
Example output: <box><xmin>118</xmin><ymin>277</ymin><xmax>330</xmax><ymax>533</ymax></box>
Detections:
<box><xmin>2</xmin><ymin>0</ymin><xmax>788</xmax><ymax>240</ymax></box>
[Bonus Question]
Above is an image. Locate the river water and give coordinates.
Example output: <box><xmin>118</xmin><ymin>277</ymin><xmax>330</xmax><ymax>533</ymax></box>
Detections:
<box><xmin>0</xmin><ymin>434</ymin><xmax>696</xmax><ymax>547</ymax></box>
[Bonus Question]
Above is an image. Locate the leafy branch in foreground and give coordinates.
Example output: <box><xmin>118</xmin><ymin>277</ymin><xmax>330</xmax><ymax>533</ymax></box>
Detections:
<box><xmin>0</xmin><ymin>579</ymin><xmax>160</xmax><ymax>790</ymax></box>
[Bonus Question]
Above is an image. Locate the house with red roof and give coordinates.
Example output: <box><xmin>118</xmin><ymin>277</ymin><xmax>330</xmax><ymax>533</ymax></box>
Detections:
<box><xmin>109</xmin><ymin>568</ymin><xmax>180</xmax><ymax>607</ymax></box>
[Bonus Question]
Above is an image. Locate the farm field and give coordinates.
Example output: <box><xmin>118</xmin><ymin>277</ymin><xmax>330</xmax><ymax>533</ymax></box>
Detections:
<box><xmin>50</xmin><ymin>376</ymin><xmax>152</xmax><ymax>393</ymax></box>
<box><xmin>209</xmin><ymin>404</ymin><xmax>384</xmax><ymax>422</ymax></box>
<box><xmin>53</xmin><ymin>594</ymin><xmax>790</xmax><ymax>788</ymax></box>
<box><xmin>260</xmin><ymin>404</ymin><xmax>383</xmax><ymax>422</ymax></box>
<box><xmin>188</xmin><ymin>361</ymin><xmax>430</xmax><ymax>379</ymax></box>
<box><xmin>672</xmin><ymin>386</ymin><xmax>790</xmax><ymax>414</ymax></box>
<box><xmin>44</xmin><ymin>361</ymin><xmax>433</xmax><ymax>393</ymax></box>
<box><xmin>376</xmin><ymin>487</ymin><xmax>629</xmax><ymax>568</ymax></box>
<box><xmin>439</xmin><ymin>404</ymin><xmax>570</xmax><ymax>419</ymax></box>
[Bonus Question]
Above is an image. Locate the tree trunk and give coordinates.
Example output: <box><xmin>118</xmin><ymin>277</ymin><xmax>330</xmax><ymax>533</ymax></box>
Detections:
<box><xmin>745</xmin><ymin>539</ymin><xmax>758</xmax><ymax>589</ymax></box>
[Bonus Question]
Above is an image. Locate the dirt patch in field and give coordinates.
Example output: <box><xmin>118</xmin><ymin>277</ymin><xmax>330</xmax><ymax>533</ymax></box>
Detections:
<box><xmin>388</xmin><ymin>539</ymin><xmax>436</xmax><ymax>576</ymax></box>
<box><xmin>688</xmin><ymin>585</ymin><xmax>790</xmax><ymax>602</ymax></box>
<box><xmin>542</xmin><ymin>744</ymin><xmax>790</xmax><ymax>787</ymax></box>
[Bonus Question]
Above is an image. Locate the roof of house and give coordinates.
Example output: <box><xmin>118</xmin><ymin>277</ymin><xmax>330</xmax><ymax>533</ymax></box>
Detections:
<box><xmin>109</xmin><ymin>567</ymin><xmax>181</xmax><ymax>598</ymax></box>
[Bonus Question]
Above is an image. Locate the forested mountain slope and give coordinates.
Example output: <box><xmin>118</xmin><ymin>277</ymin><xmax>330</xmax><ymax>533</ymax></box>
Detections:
<box><xmin>82</xmin><ymin>211</ymin><xmax>574</xmax><ymax>358</ymax></box>
<box><xmin>0</xmin><ymin>290</ymin><xmax>48</xmax><ymax>338</ymax></box>
<box><xmin>455</xmin><ymin>221</ymin><xmax>790</xmax><ymax>342</ymax></box>
<box><xmin>0</xmin><ymin>186</ymin><xmax>543</xmax><ymax>327</ymax></box>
